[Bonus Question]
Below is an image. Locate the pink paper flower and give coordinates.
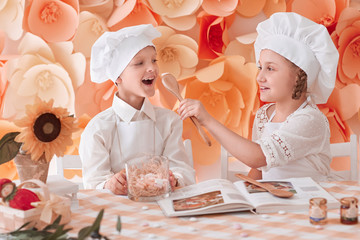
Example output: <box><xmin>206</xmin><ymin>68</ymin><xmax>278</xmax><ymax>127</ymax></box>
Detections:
<box><xmin>107</xmin><ymin>0</ymin><xmax>159</xmax><ymax>31</ymax></box>
<box><xmin>197</xmin><ymin>11</ymin><xmax>234</xmax><ymax>59</ymax></box>
<box><xmin>23</xmin><ymin>0</ymin><xmax>80</xmax><ymax>42</ymax></box>
<box><xmin>1</xmin><ymin>33</ymin><xmax>85</xmax><ymax>120</ymax></box>
<box><xmin>0</xmin><ymin>0</ymin><xmax>25</xmax><ymax>40</ymax></box>
<box><xmin>178</xmin><ymin>55</ymin><xmax>258</xmax><ymax>165</ymax></box>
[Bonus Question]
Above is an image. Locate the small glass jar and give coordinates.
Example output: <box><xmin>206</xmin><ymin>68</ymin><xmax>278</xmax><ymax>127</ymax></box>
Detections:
<box><xmin>309</xmin><ymin>197</ymin><xmax>327</xmax><ymax>225</ymax></box>
<box><xmin>340</xmin><ymin>197</ymin><xmax>358</xmax><ymax>225</ymax></box>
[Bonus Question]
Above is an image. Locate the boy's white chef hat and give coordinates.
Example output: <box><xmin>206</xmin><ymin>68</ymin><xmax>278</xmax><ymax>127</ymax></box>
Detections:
<box><xmin>90</xmin><ymin>24</ymin><xmax>161</xmax><ymax>84</ymax></box>
<box><xmin>254</xmin><ymin>12</ymin><xmax>339</xmax><ymax>104</ymax></box>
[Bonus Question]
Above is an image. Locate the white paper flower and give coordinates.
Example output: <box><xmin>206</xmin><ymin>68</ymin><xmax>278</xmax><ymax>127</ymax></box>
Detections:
<box><xmin>0</xmin><ymin>0</ymin><xmax>25</xmax><ymax>40</ymax></box>
<box><xmin>2</xmin><ymin>33</ymin><xmax>85</xmax><ymax>119</ymax></box>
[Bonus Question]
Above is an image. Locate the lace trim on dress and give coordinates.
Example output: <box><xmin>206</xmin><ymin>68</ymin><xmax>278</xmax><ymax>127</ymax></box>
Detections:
<box><xmin>256</xmin><ymin>104</ymin><xmax>272</xmax><ymax>134</ymax></box>
<box><xmin>261</xmin><ymin>132</ymin><xmax>293</xmax><ymax>168</ymax></box>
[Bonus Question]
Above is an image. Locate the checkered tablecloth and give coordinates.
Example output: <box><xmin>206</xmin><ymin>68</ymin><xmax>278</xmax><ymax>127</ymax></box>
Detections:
<box><xmin>68</xmin><ymin>181</ymin><xmax>360</xmax><ymax>240</ymax></box>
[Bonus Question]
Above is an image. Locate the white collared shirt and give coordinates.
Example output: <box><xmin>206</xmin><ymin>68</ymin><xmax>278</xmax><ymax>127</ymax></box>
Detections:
<box><xmin>79</xmin><ymin>94</ymin><xmax>196</xmax><ymax>189</ymax></box>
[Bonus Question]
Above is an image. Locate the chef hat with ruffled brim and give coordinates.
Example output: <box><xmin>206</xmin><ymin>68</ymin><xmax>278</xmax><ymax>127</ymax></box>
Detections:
<box><xmin>90</xmin><ymin>24</ymin><xmax>161</xmax><ymax>84</ymax></box>
<box><xmin>254</xmin><ymin>12</ymin><xmax>339</xmax><ymax>104</ymax></box>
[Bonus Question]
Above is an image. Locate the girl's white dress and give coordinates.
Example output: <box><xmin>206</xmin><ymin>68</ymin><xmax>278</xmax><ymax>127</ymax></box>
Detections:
<box><xmin>252</xmin><ymin>100</ymin><xmax>342</xmax><ymax>181</ymax></box>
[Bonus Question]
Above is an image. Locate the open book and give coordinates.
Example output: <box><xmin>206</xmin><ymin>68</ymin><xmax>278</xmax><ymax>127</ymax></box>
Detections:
<box><xmin>157</xmin><ymin>177</ymin><xmax>339</xmax><ymax>217</ymax></box>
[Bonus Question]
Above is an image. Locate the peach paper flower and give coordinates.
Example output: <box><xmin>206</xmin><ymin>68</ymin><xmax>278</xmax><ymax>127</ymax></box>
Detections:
<box><xmin>144</xmin><ymin>0</ymin><xmax>202</xmax><ymax>31</ymax></box>
<box><xmin>0</xmin><ymin>120</ymin><xmax>21</xmax><ymax>180</ymax></box>
<box><xmin>197</xmin><ymin>11</ymin><xmax>234</xmax><ymax>59</ymax></box>
<box><xmin>224</xmin><ymin>32</ymin><xmax>257</xmax><ymax>63</ymax></box>
<box><xmin>318</xmin><ymin>105</ymin><xmax>351</xmax><ymax>143</ymax></box>
<box><xmin>107</xmin><ymin>0</ymin><xmax>159</xmax><ymax>31</ymax></box>
<box><xmin>23</xmin><ymin>0</ymin><xmax>80</xmax><ymax>42</ymax></box>
<box><xmin>178</xmin><ymin>55</ymin><xmax>258</xmax><ymax>165</ymax></box>
<box><xmin>236</xmin><ymin>0</ymin><xmax>286</xmax><ymax>18</ymax></box>
<box><xmin>328</xmin><ymin>7</ymin><xmax>360</xmax><ymax>122</ymax></box>
<box><xmin>0</xmin><ymin>0</ymin><xmax>25</xmax><ymax>40</ymax></box>
<box><xmin>331</xmin><ymin>7</ymin><xmax>360</xmax><ymax>86</ymax></box>
<box><xmin>202</xmin><ymin>0</ymin><xmax>238</xmax><ymax>17</ymax></box>
<box><xmin>286</xmin><ymin>0</ymin><xmax>349</xmax><ymax>27</ymax></box>
<box><xmin>2</xmin><ymin>32</ymin><xmax>86</xmax><ymax>120</ymax></box>
<box><xmin>79</xmin><ymin>0</ymin><xmax>114</xmax><ymax>20</ymax></box>
<box><xmin>73</xmin><ymin>11</ymin><xmax>108</xmax><ymax>59</ymax></box>
<box><xmin>149</xmin><ymin>26</ymin><xmax>198</xmax><ymax>109</ymax></box>
<box><xmin>75</xmin><ymin>61</ymin><xmax>116</xmax><ymax>118</ymax></box>
<box><xmin>0</xmin><ymin>31</ymin><xmax>5</xmax><ymax>54</ymax></box>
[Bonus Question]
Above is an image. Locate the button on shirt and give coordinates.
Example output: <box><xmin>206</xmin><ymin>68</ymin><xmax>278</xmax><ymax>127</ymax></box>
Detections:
<box><xmin>79</xmin><ymin>95</ymin><xmax>196</xmax><ymax>189</ymax></box>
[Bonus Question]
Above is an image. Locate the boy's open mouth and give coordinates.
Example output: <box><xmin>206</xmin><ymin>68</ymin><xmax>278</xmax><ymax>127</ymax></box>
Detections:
<box><xmin>142</xmin><ymin>78</ymin><xmax>154</xmax><ymax>85</ymax></box>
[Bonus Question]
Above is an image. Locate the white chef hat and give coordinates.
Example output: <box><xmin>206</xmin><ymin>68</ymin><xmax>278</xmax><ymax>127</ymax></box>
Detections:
<box><xmin>90</xmin><ymin>24</ymin><xmax>161</xmax><ymax>84</ymax></box>
<box><xmin>254</xmin><ymin>12</ymin><xmax>339</xmax><ymax>104</ymax></box>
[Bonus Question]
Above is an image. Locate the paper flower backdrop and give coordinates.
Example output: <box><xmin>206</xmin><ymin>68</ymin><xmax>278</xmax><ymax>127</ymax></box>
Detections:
<box><xmin>1</xmin><ymin>0</ymin><xmax>359</xmax><ymax>181</ymax></box>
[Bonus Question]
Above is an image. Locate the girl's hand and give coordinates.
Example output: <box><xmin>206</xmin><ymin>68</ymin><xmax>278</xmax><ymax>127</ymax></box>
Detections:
<box><xmin>104</xmin><ymin>169</ymin><xmax>128</xmax><ymax>195</ymax></box>
<box><xmin>169</xmin><ymin>170</ymin><xmax>178</xmax><ymax>191</ymax></box>
<box><xmin>178</xmin><ymin>99</ymin><xmax>211</xmax><ymax>126</ymax></box>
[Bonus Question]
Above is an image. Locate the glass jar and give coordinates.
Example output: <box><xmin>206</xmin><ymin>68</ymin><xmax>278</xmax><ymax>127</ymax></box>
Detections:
<box><xmin>340</xmin><ymin>197</ymin><xmax>358</xmax><ymax>225</ymax></box>
<box><xmin>309</xmin><ymin>197</ymin><xmax>327</xmax><ymax>225</ymax></box>
<box><xmin>125</xmin><ymin>155</ymin><xmax>170</xmax><ymax>202</ymax></box>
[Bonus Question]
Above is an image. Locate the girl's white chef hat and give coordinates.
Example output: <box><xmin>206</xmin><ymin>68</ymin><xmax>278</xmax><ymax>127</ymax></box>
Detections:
<box><xmin>90</xmin><ymin>24</ymin><xmax>161</xmax><ymax>84</ymax></box>
<box><xmin>254</xmin><ymin>12</ymin><xmax>339</xmax><ymax>104</ymax></box>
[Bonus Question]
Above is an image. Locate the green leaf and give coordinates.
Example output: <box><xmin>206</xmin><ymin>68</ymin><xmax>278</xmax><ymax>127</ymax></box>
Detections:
<box><xmin>116</xmin><ymin>216</ymin><xmax>122</xmax><ymax>233</ymax></box>
<box><xmin>0</xmin><ymin>132</ymin><xmax>22</xmax><ymax>165</ymax></box>
<box><xmin>77</xmin><ymin>209</ymin><xmax>104</xmax><ymax>240</ymax></box>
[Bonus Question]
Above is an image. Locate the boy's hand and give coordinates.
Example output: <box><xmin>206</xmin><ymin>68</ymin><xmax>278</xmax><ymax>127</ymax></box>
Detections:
<box><xmin>169</xmin><ymin>170</ymin><xmax>178</xmax><ymax>191</ymax></box>
<box><xmin>104</xmin><ymin>169</ymin><xmax>127</xmax><ymax>195</ymax></box>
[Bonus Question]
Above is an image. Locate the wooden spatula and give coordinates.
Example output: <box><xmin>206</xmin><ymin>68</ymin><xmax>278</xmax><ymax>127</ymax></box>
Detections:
<box><xmin>161</xmin><ymin>73</ymin><xmax>212</xmax><ymax>146</ymax></box>
<box><xmin>235</xmin><ymin>173</ymin><xmax>294</xmax><ymax>198</ymax></box>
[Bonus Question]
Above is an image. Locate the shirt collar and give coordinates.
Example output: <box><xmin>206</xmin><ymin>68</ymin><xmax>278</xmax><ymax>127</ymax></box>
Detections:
<box><xmin>112</xmin><ymin>94</ymin><xmax>156</xmax><ymax>123</ymax></box>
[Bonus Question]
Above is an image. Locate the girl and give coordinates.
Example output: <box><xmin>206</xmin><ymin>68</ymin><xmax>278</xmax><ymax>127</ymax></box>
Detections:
<box><xmin>80</xmin><ymin>24</ymin><xmax>195</xmax><ymax>194</ymax></box>
<box><xmin>179</xmin><ymin>12</ymin><xmax>341</xmax><ymax>181</ymax></box>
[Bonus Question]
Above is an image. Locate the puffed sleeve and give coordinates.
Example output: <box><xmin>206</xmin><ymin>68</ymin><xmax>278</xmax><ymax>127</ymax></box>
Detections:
<box><xmin>160</xmin><ymin>110</ymin><xmax>196</xmax><ymax>186</ymax></box>
<box><xmin>79</xmin><ymin>114</ymin><xmax>116</xmax><ymax>189</ymax></box>
<box><xmin>256</xmin><ymin>107</ymin><xmax>330</xmax><ymax>171</ymax></box>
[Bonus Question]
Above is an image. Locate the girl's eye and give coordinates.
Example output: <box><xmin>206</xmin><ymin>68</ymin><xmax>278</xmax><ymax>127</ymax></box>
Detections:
<box><xmin>267</xmin><ymin>67</ymin><xmax>274</xmax><ymax>71</ymax></box>
<box><xmin>257</xmin><ymin>66</ymin><xmax>262</xmax><ymax>70</ymax></box>
<box><xmin>152</xmin><ymin>59</ymin><xmax>158</xmax><ymax>63</ymax></box>
<box><xmin>135</xmin><ymin>62</ymin><xmax>143</xmax><ymax>65</ymax></box>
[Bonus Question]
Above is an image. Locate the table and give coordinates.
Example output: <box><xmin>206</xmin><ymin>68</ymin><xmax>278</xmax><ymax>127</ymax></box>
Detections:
<box><xmin>67</xmin><ymin>181</ymin><xmax>360</xmax><ymax>240</ymax></box>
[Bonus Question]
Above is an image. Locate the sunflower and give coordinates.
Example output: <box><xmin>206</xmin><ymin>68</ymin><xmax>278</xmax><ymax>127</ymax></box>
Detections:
<box><xmin>14</xmin><ymin>97</ymin><xmax>77</xmax><ymax>163</ymax></box>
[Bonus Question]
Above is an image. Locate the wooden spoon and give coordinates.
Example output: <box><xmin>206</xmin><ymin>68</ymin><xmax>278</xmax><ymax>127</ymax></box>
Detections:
<box><xmin>161</xmin><ymin>73</ymin><xmax>212</xmax><ymax>146</ymax></box>
<box><xmin>235</xmin><ymin>173</ymin><xmax>294</xmax><ymax>198</ymax></box>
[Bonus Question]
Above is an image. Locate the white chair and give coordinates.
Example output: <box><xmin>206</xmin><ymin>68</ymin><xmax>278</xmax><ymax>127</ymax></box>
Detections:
<box><xmin>221</xmin><ymin>134</ymin><xmax>359</xmax><ymax>181</ymax></box>
<box><xmin>330</xmin><ymin>134</ymin><xmax>358</xmax><ymax>181</ymax></box>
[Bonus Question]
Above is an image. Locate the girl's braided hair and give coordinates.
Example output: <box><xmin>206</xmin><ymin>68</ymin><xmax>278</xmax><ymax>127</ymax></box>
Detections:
<box><xmin>291</xmin><ymin>62</ymin><xmax>307</xmax><ymax>100</ymax></box>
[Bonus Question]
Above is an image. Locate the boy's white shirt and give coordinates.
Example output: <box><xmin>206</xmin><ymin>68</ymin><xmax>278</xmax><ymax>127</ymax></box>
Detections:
<box><xmin>252</xmin><ymin>100</ymin><xmax>342</xmax><ymax>181</ymax></box>
<box><xmin>79</xmin><ymin>94</ymin><xmax>196</xmax><ymax>189</ymax></box>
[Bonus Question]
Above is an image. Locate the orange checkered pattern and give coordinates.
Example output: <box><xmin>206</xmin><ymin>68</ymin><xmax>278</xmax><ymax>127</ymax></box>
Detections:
<box><xmin>67</xmin><ymin>181</ymin><xmax>360</xmax><ymax>240</ymax></box>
